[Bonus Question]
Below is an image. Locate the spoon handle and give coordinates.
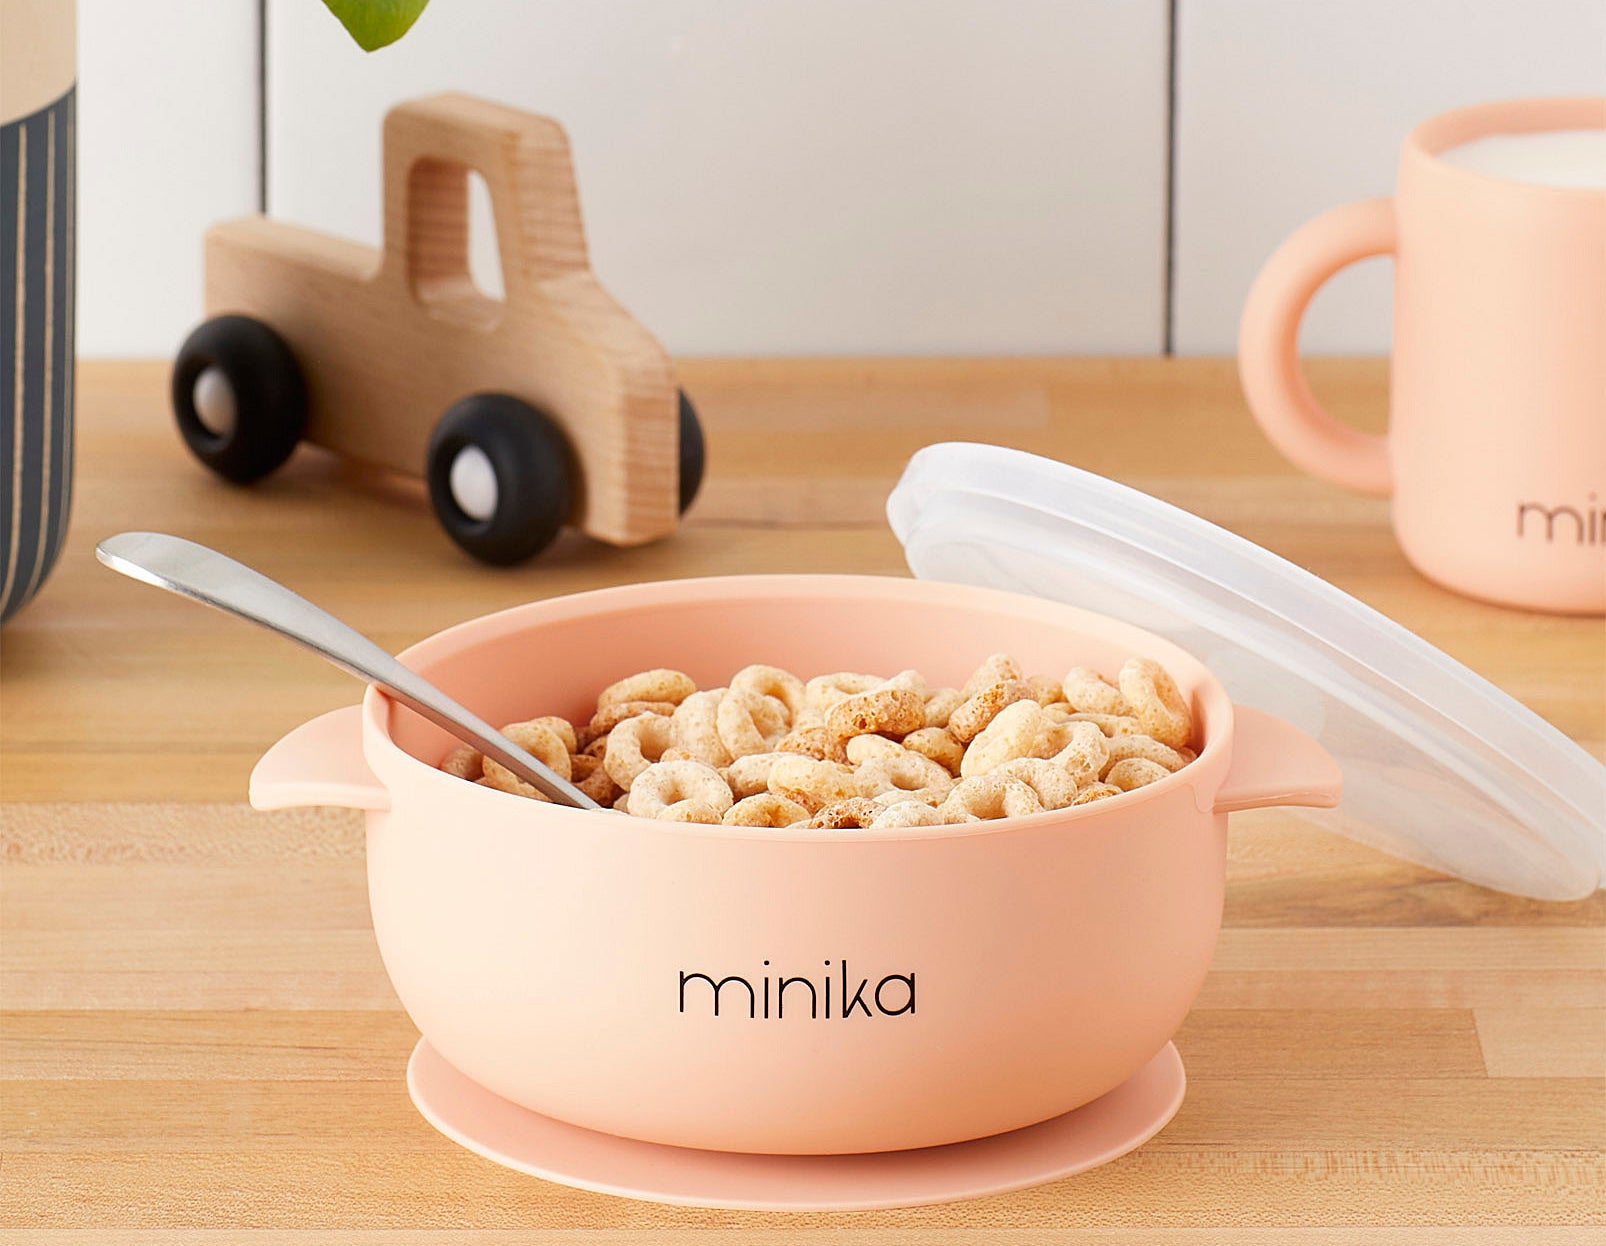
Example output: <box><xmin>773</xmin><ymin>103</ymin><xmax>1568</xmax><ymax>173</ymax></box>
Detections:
<box><xmin>95</xmin><ymin>532</ymin><xmax>600</xmax><ymax>810</ymax></box>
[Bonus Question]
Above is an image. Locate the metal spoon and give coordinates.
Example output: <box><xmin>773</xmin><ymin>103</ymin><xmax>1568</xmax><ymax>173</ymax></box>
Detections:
<box><xmin>95</xmin><ymin>531</ymin><xmax>600</xmax><ymax>810</ymax></box>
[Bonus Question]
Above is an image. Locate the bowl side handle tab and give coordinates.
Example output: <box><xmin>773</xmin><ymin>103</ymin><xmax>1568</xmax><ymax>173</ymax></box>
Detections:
<box><xmin>250</xmin><ymin>705</ymin><xmax>390</xmax><ymax>812</ymax></box>
<box><xmin>1212</xmin><ymin>705</ymin><xmax>1343</xmax><ymax>814</ymax></box>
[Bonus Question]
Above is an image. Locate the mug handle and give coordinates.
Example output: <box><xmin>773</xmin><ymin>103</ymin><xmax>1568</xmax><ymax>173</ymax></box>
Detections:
<box><xmin>1238</xmin><ymin>198</ymin><xmax>1396</xmax><ymax>496</ymax></box>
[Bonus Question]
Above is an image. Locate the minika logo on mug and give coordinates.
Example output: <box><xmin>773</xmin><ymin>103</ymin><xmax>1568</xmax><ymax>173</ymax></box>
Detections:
<box><xmin>1516</xmin><ymin>496</ymin><xmax>1602</xmax><ymax>546</ymax></box>
<box><xmin>678</xmin><ymin>960</ymin><xmax>917</xmax><ymax>1020</ymax></box>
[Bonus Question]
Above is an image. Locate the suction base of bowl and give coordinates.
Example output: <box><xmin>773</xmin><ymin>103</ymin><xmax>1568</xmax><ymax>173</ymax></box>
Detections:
<box><xmin>405</xmin><ymin>1039</ymin><xmax>1186</xmax><ymax>1212</ymax></box>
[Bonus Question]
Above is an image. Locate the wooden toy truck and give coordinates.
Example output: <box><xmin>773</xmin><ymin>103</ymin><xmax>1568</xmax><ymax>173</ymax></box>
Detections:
<box><xmin>171</xmin><ymin>93</ymin><xmax>703</xmax><ymax>565</ymax></box>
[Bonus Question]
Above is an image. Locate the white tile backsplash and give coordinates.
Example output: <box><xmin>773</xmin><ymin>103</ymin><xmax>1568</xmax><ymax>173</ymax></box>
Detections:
<box><xmin>77</xmin><ymin>0</ymin><xmax>259</xmax><ymax>357</ymax></box>
<box><xmin>1172</xmin><ymin>0</ymin><xmax>1606</xmax><ymax>355</ymax></box>
<box><xmin>70</xmin><ymin>1</ymin><xmax>1605</xmax><ymax>358</ymax></box>
<box><xmin>264</xmin><ymin>0</ymin><xmax>1171</xmax><ymax>356</ymax></box>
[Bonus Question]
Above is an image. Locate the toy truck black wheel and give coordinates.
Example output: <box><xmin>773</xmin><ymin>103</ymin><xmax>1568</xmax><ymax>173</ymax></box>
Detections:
<box><xmin>172</xmin><ymin>314</ymin><xmax>309</xmax><ymax>483</ymax></box>
<box><xmin>426</xmin><ymin>394</ymin><xmax>576</xmax><ymax>566</ymax></box>
<box><xmin>677</xmin><ymin>389</ymin><xmax>706</xmax><ymax>515</ymax></box>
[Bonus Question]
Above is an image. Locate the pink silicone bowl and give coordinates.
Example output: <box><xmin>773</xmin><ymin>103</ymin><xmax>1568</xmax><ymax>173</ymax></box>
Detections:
<box><xmin>251</xmin><ymin>575</ymin><xmax>1341</xmax><ymax>1155</ymax></box>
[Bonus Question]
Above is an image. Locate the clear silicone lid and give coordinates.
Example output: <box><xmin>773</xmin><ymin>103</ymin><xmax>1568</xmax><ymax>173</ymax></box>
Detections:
<box><xmin>887</xmin><ymin>442</ymin><xmax>1605</xmax><ymax>900</ymax></box>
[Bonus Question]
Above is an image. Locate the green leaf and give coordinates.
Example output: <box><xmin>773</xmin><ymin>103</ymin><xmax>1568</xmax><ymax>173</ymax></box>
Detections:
<box><xmin>321</xmin><ymin>0</ymin><xmax>432</xmax><ymax>52</ymax></box>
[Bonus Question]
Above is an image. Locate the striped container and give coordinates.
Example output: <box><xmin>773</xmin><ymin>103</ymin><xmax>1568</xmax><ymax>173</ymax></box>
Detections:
<box><xmin>1</xmin><ymin>0</ymin><xmax>75</xmax><ymax>622</ymax></box>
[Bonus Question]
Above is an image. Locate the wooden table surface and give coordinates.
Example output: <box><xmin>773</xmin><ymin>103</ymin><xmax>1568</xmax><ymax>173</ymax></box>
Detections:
<box><xmin>2</xmin><ymin>358</ymin><xmax>1602</xmax><ymax>1241</ymax></box>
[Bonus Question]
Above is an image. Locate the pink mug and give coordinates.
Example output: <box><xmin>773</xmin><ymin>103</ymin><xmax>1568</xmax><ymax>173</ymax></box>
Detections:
<box><xmin>1240</xmin><ymin>97</ymin><xmax>1605</xmax><ymax>615</ymax></box>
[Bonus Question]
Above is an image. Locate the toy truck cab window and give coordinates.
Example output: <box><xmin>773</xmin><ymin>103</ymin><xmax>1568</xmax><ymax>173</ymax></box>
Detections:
<box><xmin>406</xmin><ymin>158</ymin><xmax>506</xmax><ymax>330</ymax></box>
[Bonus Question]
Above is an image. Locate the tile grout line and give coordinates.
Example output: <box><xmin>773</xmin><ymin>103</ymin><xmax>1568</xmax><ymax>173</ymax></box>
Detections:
<box><xmin>256</xmin><ymin>0</ymin><xmax>268</xmax><ymax>214</ymax></box>
<box><xmin>1162</xmin><ymin>0</ymin><xmax>1179</xmax><ymax>357</ymax></box>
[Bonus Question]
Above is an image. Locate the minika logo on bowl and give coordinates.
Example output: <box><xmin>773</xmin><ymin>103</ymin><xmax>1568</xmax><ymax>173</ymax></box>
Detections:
<box><xmin>678</xmin><ymin>960</ymin><xmax>916</xmax><ymax>1020</ymax></box>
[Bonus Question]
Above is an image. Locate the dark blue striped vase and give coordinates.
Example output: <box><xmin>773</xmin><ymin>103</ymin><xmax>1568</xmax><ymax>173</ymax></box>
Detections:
<box><xmin>1</xmin><ymin>51</ymin><xmax>75</xmax><ymax>623</ymax></box>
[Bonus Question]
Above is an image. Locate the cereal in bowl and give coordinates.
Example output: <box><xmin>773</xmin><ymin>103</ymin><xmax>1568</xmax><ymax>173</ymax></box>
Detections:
<box><xmin>441</xmin><ymin>655</ymin><xmax>1197</xmax><ymax>827</ymax></box>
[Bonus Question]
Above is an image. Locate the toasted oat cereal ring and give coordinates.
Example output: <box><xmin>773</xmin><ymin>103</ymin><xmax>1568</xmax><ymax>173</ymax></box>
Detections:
<box><xmin>717</xmin><ymin>688</ymin><xmax>791</xmax><ymax>759</ymax></box>
<box><xmin>660</xmin><ymin>747</ymin><xmax>701</xmax><ymax>764</ymax></box>
<box><xmin>626</xmin><ymin>760</ymin><xmax>733</xmax><ymax>823</ymax></box>
<box><xmin>481</xmin><ymin>773</ymin><xmax>545</xmax><ymax>800</ymax></box>
<box><xmin>731</xmin><ymin>664</ymin><xmax>808</xmax><ymax>720</ymax></box>
<box><xmin>1052</xmin><ymin>720</ymin><xmax>1112</xmax><ymax>787</ymax></box>
<box><xmin>808</xmin><ymin>797</ymin><xmax>883</xmax><ymax>829</ymax></box>
<box><xmin>825</xmin><ymin>686</ymin><xmax>925</xmax><ymax>740</ymax></box>
<box><xmin>482</xmin><ymin>721</ymin><xmax>571</xmax><ymax>796</ymax></box>
<box><xmin>767</xmin><ymin>756</ymin><xmax>867</xmax><ymax>813</ymax></box>
<box><xmin>598</xmin><ymin>669</ymin><xmax>696</xmax><ymax>711</ymax></box>
<box><xmin>804</xmin><ymin>672</ymin><xmax>881</xmax><ymax>712</ymax></box>
<box><xmin>578</xmin><ymin>769</ymin><xmax>622</xmax><ymax>803</ymax></box>
<box><xmin>1026</xmin><ymin>674</ymin><xmax>1066</xmax><ymax>706</ymax></box>
<box><xmin>732</xmin><ymin>661</ymin><xmax>809</xmax><ymax>719</ymax></box>
<box><xmin>938</xmin><ymin>774</ymin><xmax>1043</xmax><ymax>822</ymax></box>
<box><xmin>1101</xmin><ymin>733</ymin><xmax>1188</xmax><ymax>776</ymax></box>
<box><xmin>570</xmin><ymin>753</ymin><xmax>623</xmax><ymax>804</ymax></box>
<box><xmin>580</xmin><ymin>699</ymin><xmax>678</xmax><ymax>747</ymax></box>
<box><xmin>880</xmin><ymin>669</ymin><xmax>929</xmax><ymax>700</ymax></box>
<box><xmin>1118</xmin><ymin>657</ymin><xmax>1193</xmax><ymax>750</ymax></box>
<box><xmin>1045</xmin><ymin>707</ymin><xmax>1143</xmax><ymax>737</ymax></box>
<box><xmin>1035</xmin><ymin>718</ymin><xmax>1075</xmax><ymax>757</ymax></box>
<box><xmin>792</xmin><ymin>706</ymin><xmax>826</xmax><ymax>732</ymax></box>
<box><xmin>612</xmin><ymin>790</ymin><xmax>632</xmax><ymax>811</ymax></box>
<box><xmin>723</xmin><ymin>792</ymin><xmax>811</xmax><ymax>828</ymax></box>
<box><xmin>1177</xmin><ymin>746</ymin><xmax>1198</xmax><ymax>765</ymax></box>
<box><xmin>858</xmin><ymin>748</ymin><xmax>954</xmax><ymax>799</ymax></box>
<box><xmin>669</xmin><ymin>689</ymin><xmax>733</xmax><ymax>769</ymax></box>
<box><xmin>1106</xmin><ymin>757</ymin><xmax>1172</xmax><ymax>792</ymax></box>
<box><xmin>723</xmin><ymin>751</ymin><xmax>789</xmax><ymax>799</ymax></box>
<box><xmin>948</xmin><ymin>679</ymin><xmax>1034</xmax><ymax>745</ymax></box>
<box><xmin>776</xmin><ymin>725</ymin><xmax>849</xmax><ymax>764</ymax></box>
<box><xmin>962</xmin><ymin>653</ymin><xmax>1024</xmax><ymax>698</ymax></box>
<box><xmin>582</xmin><ymin>735</ymin><xmax>611</xmax><ymax>759</ymax></box>
<box><xmin>922</xmin><ymin>686</ymin><xmax>965</xmax><ymax>729</ymax></box>
<box><xmin>497</xmin><ymin>716</ymin><xmax>581</xmax><ymax>764</ymax></box>
<box><xmin>521</xmin><ymin>716</ymin><xmax>577</xmax><ymax>755</ymax></box>
<box><xmin>656</xmin><ymin>804</ymin><xmax>725</xmax><ymax>823</ymax></box>
<box><xmin>870</xmin><ymin>800</ymin><xmax>945</xmax><ymax>829</ymax></box>
<box><xmin>604</xmin><ymin>713</ymin><xmax>680</xmax><ymax>789</ymax></box>
<box><xmin>1070</xmin><ymin>781</ymin><xmax>1122</xmax><ymax>806</ymax></box>
<box><xmin>901</xmin><ymin>726</ymin><xmax>965</xmax><ymax>776</ymax></box>
<box><xmin>960</xmin><ymin>699</ymin><xmax>1056</xmax><ymax>777</ymax></box>
<box><xmin>440</xmin><ymin>744</ymin><xmax>482</xmax><ymax>780</ymax></box>
<box><xmin>993</xmin><ymin>757</ymin><xmax>1081</xmax><ymax>811</ymax></box>
<box><xmin>843</xmin><ymin>734</ymin><xmax>903</xmax><ymax>765</ymax></box>
<box><xmin>960</xmin><ymin>698</ymin><xmax>1054</xmax><ymax>777</ymax></box>
<box><xmin>869</xmin><ymin>784</ymin><xmax>950</xmax><ymax>808</ymax></box>
<box><xmin>1061</xmin><ymin>666</ymin><xmax>1129</xmax><ymax>716</ymax></box>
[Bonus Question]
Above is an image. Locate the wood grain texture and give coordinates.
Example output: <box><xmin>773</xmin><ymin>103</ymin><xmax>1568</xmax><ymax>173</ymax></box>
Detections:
<box><xmin>204</xmin><ymin>94</ymin><xmax>679</xmax><ymax>546</ymax></box>
<box><xmin>3</xmin><ymin>1237</ymin><xmax>1604</xmax><ymax>1246</ymax></box>
<box><xmin>1</xmin><ymin>358</ymin><xmax>1602</xmax><ymax>1235</ymax></box>
<box><xmin>4</xmin><ymin>1236</ymin><xmax>1604</xmax><ymax>1246</ymax></box>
